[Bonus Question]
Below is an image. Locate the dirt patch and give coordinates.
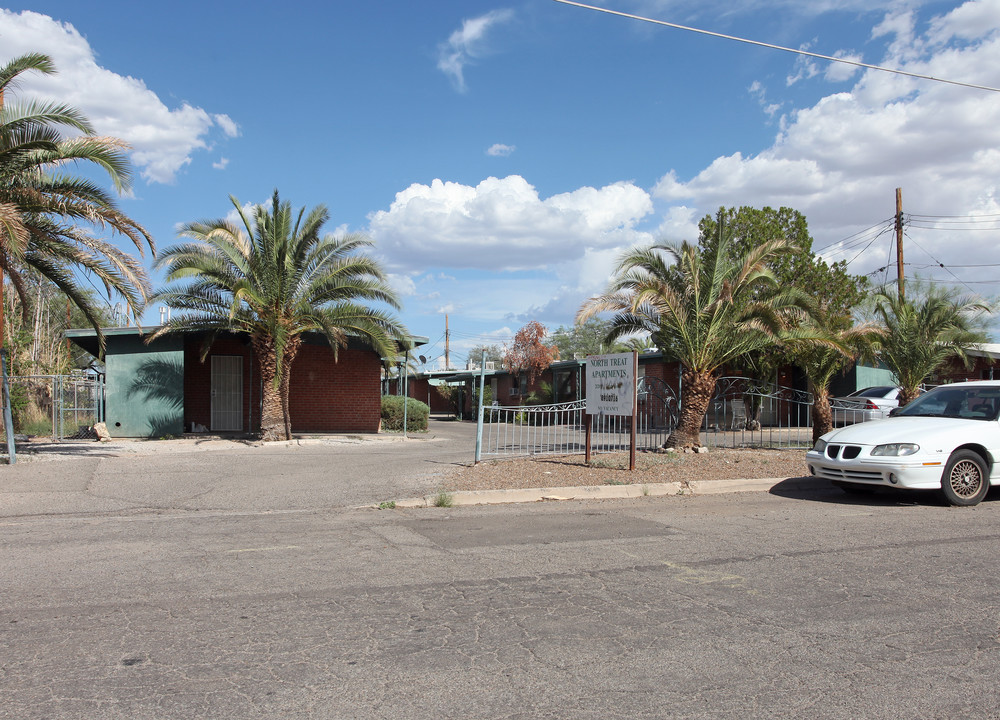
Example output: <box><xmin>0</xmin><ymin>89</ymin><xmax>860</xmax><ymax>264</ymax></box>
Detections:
<box><xmin>444</xmin><ymin>448</ymin><xmax>809</xmax><ymax>492</ymax></box>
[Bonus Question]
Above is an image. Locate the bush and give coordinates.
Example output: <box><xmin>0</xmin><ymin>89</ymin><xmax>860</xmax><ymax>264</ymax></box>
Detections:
<box><xmin>381</xmin><ymin>395</ymin><xmax>429</xmax><ymax>432</ymax></box>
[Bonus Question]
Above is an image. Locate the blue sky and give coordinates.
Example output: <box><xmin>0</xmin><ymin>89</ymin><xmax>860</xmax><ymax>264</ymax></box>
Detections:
<box><xmin>3</xmin><ymin>0</ymin><xmax>1000</xmax><ymax>368</ymax></box>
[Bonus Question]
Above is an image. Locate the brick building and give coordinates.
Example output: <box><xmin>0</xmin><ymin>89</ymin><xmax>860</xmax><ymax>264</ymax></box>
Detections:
<box><xmin>66</xmin><ymin>326</ymin><xmax>425</xmax><ymax>437</ymax></box>
<box><xmin>932</xmin><ymin>344</ymin><xmax>1000</xmax><ymax>384</ymax></box>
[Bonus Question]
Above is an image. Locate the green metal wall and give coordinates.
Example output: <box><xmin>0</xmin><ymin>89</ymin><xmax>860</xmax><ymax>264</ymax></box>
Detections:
<box><xmin>105</xmin><ymin>335</ymin><xmax>185</xmax><ymax>437</ymax></box>
<box><xmin>854</xmin><ymin>364</ymin><xmax>898</xmax><ymax>390</ymax></box>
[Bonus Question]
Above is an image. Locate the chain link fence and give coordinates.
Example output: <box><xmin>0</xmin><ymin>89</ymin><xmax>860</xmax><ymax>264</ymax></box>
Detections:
<box><xmin>0</xmin><ymin>374</ymin><xmax>105</xmax><ymax>444</ymax></box>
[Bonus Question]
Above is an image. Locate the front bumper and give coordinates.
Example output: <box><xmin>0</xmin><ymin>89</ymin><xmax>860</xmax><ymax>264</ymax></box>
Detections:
<box><xmin>805</xmin><ymin>448</ymin><xmax>945</xmax><ymax>490</ymax></box>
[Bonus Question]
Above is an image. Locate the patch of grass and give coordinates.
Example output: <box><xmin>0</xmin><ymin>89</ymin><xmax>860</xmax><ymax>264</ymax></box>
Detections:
<box><xmin>378</xmin><ymin>501</ymin><xmax>396</xmax><ymax>510</ymax></box>
<box><xmin>641</xmin><ymin>484</ymin><xmax>650</xmax><ymax>496</ymax></box>
<box><xmin>433</xmin><ymin>491</ymin><xmax>454</xmax><ymax>508</ymax></box>
<box><xmin>605</xmin><ymin>478</ymin><xmax>625</xmax><ymax>486</ymax></box>
<box><xmin>18</xmin><ymin>418</ymin><xmax>52</xmax><ymax>436</ymax></box>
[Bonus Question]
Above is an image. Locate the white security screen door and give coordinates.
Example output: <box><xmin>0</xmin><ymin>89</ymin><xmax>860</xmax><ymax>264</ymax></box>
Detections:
<box><xmin>211</xmin><ymin>355</ymin><xmax>243</xmax><ymax>431</ymax></box>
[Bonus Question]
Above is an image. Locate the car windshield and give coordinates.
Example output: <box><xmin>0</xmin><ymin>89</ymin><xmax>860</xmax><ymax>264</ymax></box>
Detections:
<box><xmin>896</xmin><ymin>386</ymin><xmax>1000</xmax><ymax>421</ymax></box>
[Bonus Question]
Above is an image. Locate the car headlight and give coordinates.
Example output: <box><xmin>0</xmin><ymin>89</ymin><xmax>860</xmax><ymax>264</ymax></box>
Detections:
<box><xmin>871</xmin><ymin>443</ymin><xmax>920</xmax><ymax>456</ymax></box>
<box><xmin>812</xmin><ymin>439</ymin><xmax>827</xmax><ymax>454</ymax></box>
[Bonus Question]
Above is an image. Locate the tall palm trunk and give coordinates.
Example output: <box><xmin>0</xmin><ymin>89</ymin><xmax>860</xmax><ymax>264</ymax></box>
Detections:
<box><xmin>253</xmin><ymin>335</ymin><xmax>284</xmax><ymax>441</ymax></box>
<box><xmin>810</xmin><ymin>384</ymin><xmax>833</xmax><ymax>443</ymax></box>
<box><xmin>279</xmin><ymin>336</ymin><xmax>301</xmax><ymax>441</ymax></box>
<box><xmin>666</xmin><ymin>369</ymin><xmax>716</xmax><ymax>448</ymax></box>
<box><xmin>898</xmin><ymin>386</ymin><xmax>920</xmax><ymax>406</ymax></box>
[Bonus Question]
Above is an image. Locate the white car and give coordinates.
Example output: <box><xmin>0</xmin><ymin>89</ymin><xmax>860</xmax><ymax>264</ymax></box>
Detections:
<box><xmin>830</xmin><ymin>386</ymin><xmax>901</xmax><ymax>425</ymax></box>
<box><xmin>807</xmin><ymin>381</ymin><xmax>1000</xmax><ymax>506</ymax></box>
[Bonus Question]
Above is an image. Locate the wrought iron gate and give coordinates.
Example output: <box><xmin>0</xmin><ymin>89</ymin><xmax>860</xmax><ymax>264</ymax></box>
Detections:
<box><xmin>477</xmin><ymin>376</ymin><xmax>679</xmax><ymax>460</ymax></box>
<box><xmin>700</xmin><ymin>376</ymin><xmax>813</xmax><ymax>449</ymax></box>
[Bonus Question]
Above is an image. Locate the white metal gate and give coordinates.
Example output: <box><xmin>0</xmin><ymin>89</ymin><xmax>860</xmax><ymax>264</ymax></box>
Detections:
<box><xmin>475</xmin><ymin>376</ymin><xmax>679</xmax><ymax>461</ymax></box>
<box><xmin>210</xmin><ymin>355</ymin><xmax>243</xmax><ymax>431</ymax></box>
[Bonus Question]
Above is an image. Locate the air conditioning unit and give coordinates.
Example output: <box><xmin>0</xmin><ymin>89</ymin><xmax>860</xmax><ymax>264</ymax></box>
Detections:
<box><xmin>466</xmin><ymin>361</ymin><xmax>497</xmax><ymax>371</ymax></box>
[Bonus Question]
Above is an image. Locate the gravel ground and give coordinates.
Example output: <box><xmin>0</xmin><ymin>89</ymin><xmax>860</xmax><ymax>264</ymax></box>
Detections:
<box><xmin>443</xmin><ymin>447</ymin><xmax>810</xmax><ymax>492</ymax></box>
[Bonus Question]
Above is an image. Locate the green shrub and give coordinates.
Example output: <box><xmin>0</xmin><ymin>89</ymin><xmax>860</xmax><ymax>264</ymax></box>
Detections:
<box><xmin>8</xmin><ymin>384</ymin><xmax>32</xmax><ymax>433</ymax></box>
<box><xmin>381</xmin><ymin>395</ymin><xmax>429</xmax><ymax>432</ymax></box>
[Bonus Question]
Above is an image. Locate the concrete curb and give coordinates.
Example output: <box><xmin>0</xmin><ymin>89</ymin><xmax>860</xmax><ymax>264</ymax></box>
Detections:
<box><xmin>388</xmin><ymin>476</ymin><xmax>800</xmax><ymax>508</ymax></box>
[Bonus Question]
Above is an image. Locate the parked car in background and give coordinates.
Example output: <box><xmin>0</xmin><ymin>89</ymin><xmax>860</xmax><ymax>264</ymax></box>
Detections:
<box><xmin>830</xmin><ymin>386</ymin><xmax>901</xmax><ymax>425</ymax></box>
<box><xmin>807</xmin><ymin>381</ymin><xmax>1000</xmax><ymax>506</ymax></box>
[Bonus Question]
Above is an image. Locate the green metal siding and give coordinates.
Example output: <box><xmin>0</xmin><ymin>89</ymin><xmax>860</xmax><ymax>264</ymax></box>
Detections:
<box><xmin>105</xmin><ymin>335</ymin><xmax>184</xmax><ymax>437</ymax></box>
<box><xmin>854</xmin><ymin>364</ymin><xmax>897</xmax><ymax>390</ymax></box>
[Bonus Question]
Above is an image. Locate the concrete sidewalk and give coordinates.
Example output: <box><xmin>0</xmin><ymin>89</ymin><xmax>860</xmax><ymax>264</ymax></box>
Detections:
<box><xmin>390</xmin><ymin>475</ymin><xmax>813</xmax><ymax>508</ymax></box>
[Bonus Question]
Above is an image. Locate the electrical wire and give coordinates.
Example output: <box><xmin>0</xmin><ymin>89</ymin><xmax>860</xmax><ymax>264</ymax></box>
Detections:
<box><xmin>552</xmin><ymin>0</ymin><xmax>1000</xmax><ymax>93</ymax></box>
<box><xmin>903</xmin><ymin>230</ymin><xmax>978</xmax><ymax>295</ymax></box>
<box><xmin>908</xmin><ymin>212</ymin><xmax>1000</xmax><ymax>220</ymax></box>
<box><xmin>841</xmin><ymin>223</ymin><xmax>896</xmax><ymax>270</ymax></box>
<box><xmin>813</xmin><ymin>219</ymin><xmax>895</xmax><ymax>255</ymax></box>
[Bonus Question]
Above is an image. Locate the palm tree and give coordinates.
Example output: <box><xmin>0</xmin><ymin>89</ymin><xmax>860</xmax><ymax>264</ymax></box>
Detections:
<box><xmin>788</xmin><ymin>304</ymin><xmax>882</xmax><ymax>442</ymax></box>
<box><xmin>0</xmin><ymin>53</ymin><xmax>153</xmax><ymax>350</ymax></box>
<box><xmin>579</xmin><ymin>222</ymin><xmax>813</xmax><ymax>448</ymax></box>
<box><xmin>150</xmin><ymin>191</ymin><xmax>409</xmax><ymax>441</ymax></box>
<box><xmin>872</xmin><ymin>286</ymin><xmax>991</xmax><ymax>404</ymax></box>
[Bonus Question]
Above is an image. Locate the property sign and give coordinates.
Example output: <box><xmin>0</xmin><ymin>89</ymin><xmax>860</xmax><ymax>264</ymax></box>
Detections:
<box><xmin>586</xmin><ymin>352</ymin><xmax>636</xmax><ymax>416</ymax></box>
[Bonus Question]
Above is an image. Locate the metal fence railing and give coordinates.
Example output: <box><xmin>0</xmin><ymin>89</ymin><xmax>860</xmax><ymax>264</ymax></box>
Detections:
<box><xmin>478</xmin><ymin>400</ymin><xmax>588</xmax><ymax>459</ymax></box>
<box><xmin>474</xmin><ymin>374</ymin><xmax>914</xmax><ymax>460</ymax></box>
<box><xmin>700</xmin><ymin>376</ymin><xmax>813</xmax><ymax>450</ymax></box>
<box><xmin>477</xmin><ymin>376</ymin><xmax>680</xmax><ymax>461</ymax></box>
<box><xmin>0</xmin><ymin>374</ymin><xmax>105</xmax><ymax>444</ymax></box>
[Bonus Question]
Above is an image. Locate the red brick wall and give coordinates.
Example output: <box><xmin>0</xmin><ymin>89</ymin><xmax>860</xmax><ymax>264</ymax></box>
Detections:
<box><xmin>288</xmin><ymin>345</ymin><xmax>381</xmax><ymax>432</ymax></box>
<box><xmin>184</xmin><ymin>337</ymin><xmax>381</xmax><ymax>434</ymax></box>
<box><xmin>933</xmin><ymin>356</ymin><xmax>998</xmax><ymax>384</ymax></box>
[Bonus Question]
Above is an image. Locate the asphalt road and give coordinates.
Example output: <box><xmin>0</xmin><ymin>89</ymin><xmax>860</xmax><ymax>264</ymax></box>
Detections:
<box><xmin>3</xmin><ymin>424</ymin><xmax>1000</xmax><ymax>719</ymax></box>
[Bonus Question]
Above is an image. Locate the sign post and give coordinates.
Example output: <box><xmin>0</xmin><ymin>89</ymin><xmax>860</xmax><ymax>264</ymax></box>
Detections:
<box><xmin>585</xmin><ymin>351</ymin><xmax>638</xmax><ymax>471</ymax></box>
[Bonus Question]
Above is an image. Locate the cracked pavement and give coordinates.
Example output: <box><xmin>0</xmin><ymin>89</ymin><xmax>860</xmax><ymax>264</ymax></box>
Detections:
<box><xmin>3</xmin><ymin>421</ymin><xmax>1000</xmax><ymax>718</ymax></box>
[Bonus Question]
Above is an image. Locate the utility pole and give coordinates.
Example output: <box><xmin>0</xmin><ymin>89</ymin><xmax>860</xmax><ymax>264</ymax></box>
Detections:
<box><xmin>895</xmin><ymin>187</ymin><xmax>905</xmax><ymax>300</ymax></box>
<box><xmin>444</xmin><ymin>313</ymin><xmax>450</xmax><ymax>370</ymax></box>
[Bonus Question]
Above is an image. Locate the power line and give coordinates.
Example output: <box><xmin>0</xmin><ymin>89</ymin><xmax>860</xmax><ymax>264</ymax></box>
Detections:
<box><xmin>814</xmin><ymin>219</ymin><xmax>895</xmax><ymax>255</ymax></box>
<box><xmin>906</xmin><ymin>220</ymin><xmax>1000</xmax><ymax>230</ymax></box>
<box><xmin>841</xmin><ymin>223</ymin><xmax>897</xmax><ymax>269</ymax></box>
<box><xmin>908</xmin><ymin>212</ymin><xmax>1000</xmax><ymax>220</ymax></box>
<box><xmin>552</xmin><ymin>0</ymin><xmax>1000</xmax><ymax>93</ymax></box>
<box><xmin>917</xmin><ymin>278</ymin><xmax>1000</xmax><ymax>285</ymax></box>
<box><xmin>903</xmin><ymin>230</ymin><xmax>977</xmax><ymax>295</ymax></box>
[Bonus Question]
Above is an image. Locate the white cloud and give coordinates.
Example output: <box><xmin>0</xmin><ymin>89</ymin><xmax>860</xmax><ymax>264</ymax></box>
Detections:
<box><xmin>368</xmin><ymin>175</ymin><xmax>653</xmax><ymax>273</ymax></box>
<box><xmin>0</xmin><ymin>10</ymin><xmax>237</xmax><ymax>184</ymax></box>
<box><xmin>749</xmin><ymin>80</ymin><xmax>783</xmax><ymax>117</ymax></box>
<box><xmin>652</xmin><ymin>0</ymin><xmax>1000</xmax><ymax>291</ymax></box>
<box><xmin>213</xmin><ymin>114</ymin><xmax>240</xmax><ymax>138</ymax></box>
<box><xmin>823</xmin><ymin>51</ymin><xmax>864</xmax><ymax>82</ymax></box>
<box><xmin>487</xmin><ymin>143</ymin><xmax>516</xmax><ymax>157</ymax></box>
<box><xmin>928</xmin><ymin>0</ymin><xmax>1000</xmax><ymax>43</ymax></box>
<box><xmin>212</xmin><ymin>157</ymin><xmax>230</xmax><ymax>170</ymax></box>
<box><xmin>387</xmin><ymin>274</ymin><xmax>418</xmax><ymax>297</ymax></box>
<box><xmin>437</xmin><ymin>9</ymin><xmax>514</xmax><ymax>92</ymax></box>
